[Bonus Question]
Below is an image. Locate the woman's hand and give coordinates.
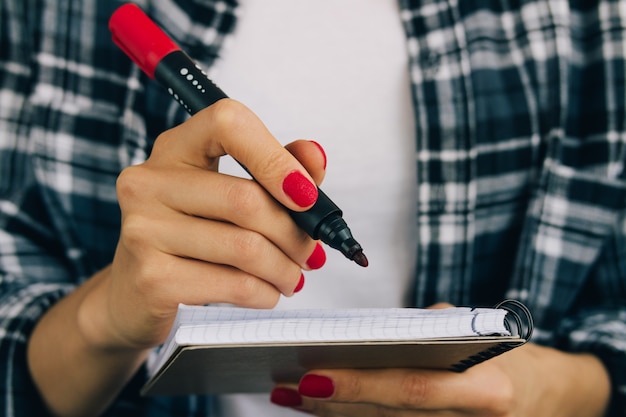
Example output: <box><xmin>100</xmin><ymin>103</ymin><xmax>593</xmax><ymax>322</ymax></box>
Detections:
<box><xmin>27</xmin><ymin>98</ymin><xmax>329</xmax><ymax>417</ymax></box>
<box><xmin>271</xmin><ymin>343</ymin><xmax>611</xmax><ymax>417</ymax></box>
<box><xmin>82</xmin><ymin>99</ymin><xmax>328</xmax><ymax>351</ymax></box>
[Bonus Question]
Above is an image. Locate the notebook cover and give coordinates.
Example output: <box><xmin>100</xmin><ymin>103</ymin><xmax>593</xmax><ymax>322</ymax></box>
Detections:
<box><xmin>141</xmin><ymin>336</ymin><xmax>525</xmax><ymax>396</ymax></box>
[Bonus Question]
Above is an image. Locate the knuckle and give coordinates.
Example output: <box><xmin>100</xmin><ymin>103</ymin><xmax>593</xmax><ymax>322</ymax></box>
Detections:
<box><xmin>397</xmin><ymin>373</ymin><xmax>430</xmax><ymax>408</ymax></box>
<box><xmin>224</xmin><ymin>180</ymin><xmax>266</xmax><ymax>220</ymax></box>
<box><xmin>117</xmin><ymin>252</ymin><xmax>165</xmax><ymax>297</ymax></box>
<box><xmin>230</xmin><ymin>231</ymin><xmax>267</xmax><ymax>261</ymax></box>
<box><xmin>468</xmin><ymin>369</ymin><xmax>515</xmax><ymax>416</ymax></box>
<box><xmin>209</xmin><ymin>99</ymin><xmax>255</xmax><ymax>133</ymax></box>
<box><xmin>119</xmin><ymin>214</ymin><xmax>152</xmax><ymax>251</ymax></box>
<box><xmin>341</xmin><ymin>375</ymin><xmax>363</xmax><ymax>399</ymax></box>
<box><xmin>204</xmin><ymin>99</ymin><xmax>293</xmax><ymax>184</ymax></box>
<box><xmin>116</xmin><ymin>165</ymin><xmax>159</xmax><ymax>209</ymax></box>
<box><xmin>230</xmin><ymin>275</ymin><xmax>280</xmax><ymax>308</ymax></box>
<box><xmin>131</xmin><ymin>262</ymin><xmax>162</xmax><ymax>297</ymax></box>
<box><xmin>486</xmin><ymin>380</ymin><xmax>515</xmax><ymax>415</ymax></box>
<box><xmin>150</xmin><ymin>129</ymin><xmax>176</xmax><ymax>156</ymax></box>
<box><xmin>118</xmin><ymin>218</ymin><xmax>174</xmax><ymax>294</ymax></box>
<box><xmin>256</xmin><ymin>148</ymin><xmax>292</xmax><ymax>181</ymax></box>
<box><xmin>116</xmin><ymin>166</ymin><xmax>143</xmax><ymax>203</ymax></box>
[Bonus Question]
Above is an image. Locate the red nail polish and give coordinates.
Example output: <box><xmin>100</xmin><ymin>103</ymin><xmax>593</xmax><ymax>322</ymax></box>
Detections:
<box><xmin>294</xmin><ymin>273</ymin><xmax>305</xmax><ymax>293</ymax></box>
<box><xmin>270</xmin><ymin>387</ymin><xmax>303</xmax><ymax>407</ymax></box>
<box><xmin>306</xmin><ymin>243</ymin><xmax>326</xmax><ymax>270</ymax></box>
<box><xmin>282</xmin><ymin>171</ymin><xmax>318</xmax><ymax>207</ymax></box>
<box><xmin>299</xmin><ymin>374</ymin><xmax>334</xmax><ymax>398</ymax></box>
<box><xmin>310</xmin><ymin>140</ymin><xmax>327</xmax><ymax>170</ymax></box>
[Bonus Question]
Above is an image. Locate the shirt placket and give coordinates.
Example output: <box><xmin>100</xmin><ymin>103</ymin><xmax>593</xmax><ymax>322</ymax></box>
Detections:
<box><xmin>400</xmin><ymin>0</ymin><xmax>477</xmax><ymax>307</ymax></box>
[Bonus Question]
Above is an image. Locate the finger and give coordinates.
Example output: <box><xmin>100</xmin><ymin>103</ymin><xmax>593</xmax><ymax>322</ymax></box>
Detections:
<box><xmin>296</xmin><ymin>369</ymin><xmax>484</xmax><ymax>411</ymax></box>
<box><xmin>146</xmin><ymin>208</ymin><xmax>305</xmax><ymax>296</ymax></box>
<box><xmin>284</xmin><ymin>139</ymin><xmax>327</xmax><ymax>186</ymax></box>
<box><xmin>124</xmin><ymin>249</ymin><xmax>284</xmax><ymax>310</ymax></box>
<box><xmin>108</xmin><ymin>248</ymin><xmax>284</xmax><ymax>346</ymax></box>
<box><xmin>134</xmin><ymin>165</ymin><xmax>324</xmax><ymax>271</ymax></box>
<box><xmin>151</xmin><ymin>99</ymin><xmax>319</xmax><ymax>211</ymax></box>
<box><xmin>271</xmin><ymin>386</ymin><xmax>433</xmax><ymax>417</ymax></box>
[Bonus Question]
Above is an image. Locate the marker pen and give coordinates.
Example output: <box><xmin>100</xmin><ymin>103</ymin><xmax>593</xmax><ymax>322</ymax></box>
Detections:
<box><xmin>109</xmin><ymin>3</ymin><xmax>368</xmax><ymax>267</ymax></box>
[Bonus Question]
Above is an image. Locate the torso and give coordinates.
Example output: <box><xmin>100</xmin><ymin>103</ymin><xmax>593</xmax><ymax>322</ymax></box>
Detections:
<box><xmin>212</xmin><ymin>0</ymin><xmax>415</xmax><ymax>414</ymax></box>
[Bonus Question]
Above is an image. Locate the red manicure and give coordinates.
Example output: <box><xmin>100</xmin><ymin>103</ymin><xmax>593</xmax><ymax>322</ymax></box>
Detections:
<box><xmin>294</xmin><ymin>274</ymin><xmax>305</xmax><ymax>293</ymax></box>
<box><xmin>298</xmin><ymin>374</ymin><xmax>335</xmax><ymax>398</ymax></box>
<box><xmin>282</xmin><ymin>171</ymin><xmax>318</xmax><ymax>207</ymax></box>
<box><xmin>306</xmin><ymin>243</ymin><xmax>326</xmax><ymax>270</ymax></box>
<box><xmin>270</xmin><ymin>387</ymin><xmax>303</xmax><ymax>407</ymax></box>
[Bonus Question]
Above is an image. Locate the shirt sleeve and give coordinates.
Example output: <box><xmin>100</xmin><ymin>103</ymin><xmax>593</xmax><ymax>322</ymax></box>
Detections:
<box><xmin>556</xmin><ymin>308</ymin><xmax>626</xmax><ymax>416</ymax></box>
<box><xmin>0</xmin><ymin>282</ymin><xmax>74</xmax><ymax>416</ymax></box>
<box><xmin>553</xmin><ymin>212</ymin><xmax>626</xmax><ymax>417</ymax></box>
<box><xmin>0</xmin><ymin>152</ymin><xmax>95</xmax><ymax>416</ymax></box>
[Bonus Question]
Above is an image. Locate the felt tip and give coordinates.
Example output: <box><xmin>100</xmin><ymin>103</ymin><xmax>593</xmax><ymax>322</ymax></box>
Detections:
<box><xmin>351</xmin><ymin>250</ymin><xmax>369</xmax><ymax>268</ymax></box>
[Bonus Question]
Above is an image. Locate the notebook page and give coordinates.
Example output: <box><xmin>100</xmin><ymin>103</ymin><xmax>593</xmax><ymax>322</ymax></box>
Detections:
<box><xmin>148</xmin><ymin>305</ymin><xmax>509</xmax><ymax>376</ymax></box>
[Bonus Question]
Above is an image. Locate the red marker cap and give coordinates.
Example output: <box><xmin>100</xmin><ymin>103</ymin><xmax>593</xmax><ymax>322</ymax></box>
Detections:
<box><xmin>109</xmin><ymin>3</ymin><xmax>180</xmax><ymax>79</ymax></box>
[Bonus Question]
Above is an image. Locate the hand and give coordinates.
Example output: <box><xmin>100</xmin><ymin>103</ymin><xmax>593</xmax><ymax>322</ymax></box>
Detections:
<box><xmin>79</xmin><ymin>99</ymin><xmax>328</xmax><ymax>351</ymax></box>
<box><xmin>270</xmin><ymin>343</ymin><xmax>611</xmax><ymax>417</ymax></box>
<box><xmin>28</xmin><ymin>99</ymin><xmax>330</xmax><ymax>417</ymax></box>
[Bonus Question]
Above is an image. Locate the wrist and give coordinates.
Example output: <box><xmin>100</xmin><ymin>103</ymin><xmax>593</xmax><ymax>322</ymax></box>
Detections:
<box><xmin>76</xmin><ymin>266</ymin><xmax>142</xmax><ymax>353</ymax></box>
<box><xmin>28</xmin><ymin>266</ymin><xmax>149</xmax><ymax>417</ymax></box>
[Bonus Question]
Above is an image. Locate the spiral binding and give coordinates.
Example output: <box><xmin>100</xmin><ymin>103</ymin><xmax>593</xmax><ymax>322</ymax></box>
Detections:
<box><xmin>449</xmin><ymin>299</ymin><xmax>533</xmax><ymax>372</ymax></box>
<box><xmin>494</xmin><ymin>299</ymin><xmax>533</xmax><ymax>341</ymax></box>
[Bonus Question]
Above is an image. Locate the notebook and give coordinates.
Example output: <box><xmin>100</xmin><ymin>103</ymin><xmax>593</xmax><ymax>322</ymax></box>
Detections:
<box><xmin>141</xmin><ymin>300</ymin><xmax>533</xmax><ymax>396</ymax></box>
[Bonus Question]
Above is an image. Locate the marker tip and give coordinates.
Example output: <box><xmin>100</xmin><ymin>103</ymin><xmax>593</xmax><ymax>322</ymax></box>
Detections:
<box><xmin>352</xmin><ymin>250</ymin><xmax>369</xmax><ymax>268</ymax></box>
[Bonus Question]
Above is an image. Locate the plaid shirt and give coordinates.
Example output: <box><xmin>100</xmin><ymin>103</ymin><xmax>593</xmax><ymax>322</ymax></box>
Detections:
<box><xmin>0</xmin><ymin>0</ymin><xmax>624</xmax><ymax>416</ymax></box>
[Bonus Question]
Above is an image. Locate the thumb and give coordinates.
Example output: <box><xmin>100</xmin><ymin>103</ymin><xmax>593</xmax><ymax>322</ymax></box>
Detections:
<box><xmin>157</xmin><ymin>99</ymin><xmax>320</xmax><ymax>211</ymax></box>
<box><xmin>284</xmin><ymin>140</ymin><xmax>327</xmax><ymax>186</ymax></box>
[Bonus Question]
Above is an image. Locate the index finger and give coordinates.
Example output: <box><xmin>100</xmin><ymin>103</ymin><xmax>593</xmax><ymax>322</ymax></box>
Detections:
<box><xmin>296</xmin><ymin>368</ymin><xmax>509</xmax><ymax>412</ymax></box>
<box><xmin>152</xmin><ymin>99</ymin><xmax>319</xmax><ymax>211</ymax></box>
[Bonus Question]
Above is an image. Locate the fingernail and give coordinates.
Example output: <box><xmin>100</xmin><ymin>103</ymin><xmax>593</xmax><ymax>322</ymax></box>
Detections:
<box><xmin>270</xmin><ymin>387</ymin><xmax>303</xmax><ymax>407</ymax></box>
<box><xmin>306</xmin><ymin>243</ymin><xmax>326</xmax><ymax>270</ymax></box>
<box><xmin>294</xmin><ymin>273</ymin><xmax>305</xmax><ymax>293</ymax></box>
<box><xmin>283</xmin><ymin>171</ymin><xmax>318</xmax><ymax>207</ymax></box>
<box><xmin>299</xmin><ymin>374</ymin><xmax>334</xmax><ymax>398</ymax></box>
<box><xmin>310</xmin><ymin>140</ymin><xmax>327</xmax><ymax>169</ymax></box>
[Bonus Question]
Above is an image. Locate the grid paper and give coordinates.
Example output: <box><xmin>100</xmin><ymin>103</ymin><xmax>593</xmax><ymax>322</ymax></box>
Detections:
<box><xmin>148</xmin><ymin>305</ymin><xmax>509</xmax><ymax>377</ymax></box>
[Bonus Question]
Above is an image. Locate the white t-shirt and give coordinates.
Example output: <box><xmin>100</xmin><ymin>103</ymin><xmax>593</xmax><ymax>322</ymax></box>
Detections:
<box><xmin>212</xmin><ymin>1</ymin><xmax>416</xmax><ymax>414</ymax></box>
